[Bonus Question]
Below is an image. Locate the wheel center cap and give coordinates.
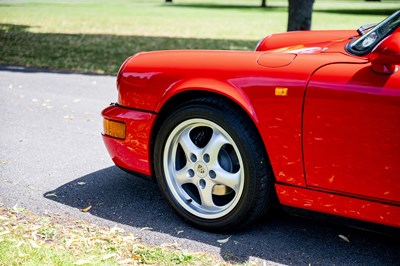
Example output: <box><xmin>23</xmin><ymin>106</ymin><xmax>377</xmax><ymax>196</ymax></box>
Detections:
<box><xmin>195</xmin><ymin>162</ymin><xmax>208</xmax><ymax>178</ymax></box>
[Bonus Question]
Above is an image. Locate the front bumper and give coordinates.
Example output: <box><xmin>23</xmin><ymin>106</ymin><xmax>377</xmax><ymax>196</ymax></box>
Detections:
<box><xmin>102</xmin><ymin>104</ymin><xmax>156</xmax><ymax>176</ymax></box>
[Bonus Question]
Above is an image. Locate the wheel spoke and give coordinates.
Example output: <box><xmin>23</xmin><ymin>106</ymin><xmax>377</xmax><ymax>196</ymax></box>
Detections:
<box><xmin>203</xmin><ymin>131</ymin><xmax>230</xmax><ymax>165</ymax></box>
<box><xmin>198</xmin><ymin>181</ymin><xmax>218</xmax><ymax>209</ymax></box>
<box><xmin>178</xmin><ymin>129</ymin><xmax>202</xmax><ymax>158</ymax></box>
<box><xmin>175</xmin><ymin>166</ymin><xmax>195</xmax><ymax>186</ymax></box>
<box><xmin>213</xmin><ymin>169</ymin><xmax>241</xmax><ymax>192</ymax></box>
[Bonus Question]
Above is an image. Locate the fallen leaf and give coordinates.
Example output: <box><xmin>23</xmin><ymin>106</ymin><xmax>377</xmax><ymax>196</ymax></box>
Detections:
<box><xmin>177</xmin><ymin>230</ymin><xmax>184</xmax><ymax>235</ymax></box>
<box><xmin>11</xmin><ymin>204</ymin><xmax>25</xmax><ymax>213</ymax></box>
<box><xmin>119</xmin><ymin>258</ymin><xmax>134</xmax><ymax>264</ymax></box>
<box><xmin>102</xmin><ymin>253</ymin><xmax>117</xmax><ymax>260</ymax></box>
<box><xmin>140</xmin><ymin>227</ymin><xmax>153</xmax><ymax>231</ymax></box>
<box><xmin>110</xmin><ymin>225</ymin><xmax>124</xmax><ymax>233</ymax></box>
<box><xmin>81</xmin><ymin>205</ymin><xmax>92</xmax><ymax>213</ymax></box>
<box><xmin>122</xmin><ymin>235</ymin><xmax>136</xmax><ymax>241</ymax></box>
<box><xmin>131</xmin><ymin>254</ymin><xmax>142</xmax><ymax>260</ymax></box>
<box><xmin>18</xmin><ymin>250</ymin><xmax>27</xmax><ymax>257</ymax></box>
<box><xmin>217</xmin><ymin>236</ymin><xmax>231</xmax><ymax>244</ymax></box>
<box><xmin>45</xmin><ymin>193</ymin><xmax>58</xmax><ymax>198</ymax></box>
<box><xmin>65</xmin><ymin>239</ymin><xmax>74</xmax><ymax>249</ymax></box>
<box><xmin>0</xmin><ymin>230</ymin><xmax>10</xmax><ymax>236</ymax></box>
<box><xmin>338</xmin><ymin>234</ymin><xmax>350</xmax><ymax>243</ymax></box>
<box><xmin>161</xmin><ymin>242</ymin><xmax>179</xmax><ymax>249</ymax></box>
<box><xmin>64</xmin><ymin>115</ymin><xmax>75</xmax><ymax>120</ymax></box>
<box><xmin>77</xmin><ymin>182</ymin><xmax>86</xmax><ymax>186</ymax></box>
<box><xmin>28</xmin><ymin>239</ymin><xmax>40</xmax><ymax>249</ymax></box>
<box><xmin>31</xmin><ymin>231</ymin><xmax>38</xmax><ymax>242</ymax></box>
<box><xmin>74</xmin><ymin>259</ymin><xmax>92</xmax><ymax>265</ymax></box>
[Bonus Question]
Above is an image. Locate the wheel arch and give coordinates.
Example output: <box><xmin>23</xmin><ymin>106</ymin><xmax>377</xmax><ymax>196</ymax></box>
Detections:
<box><xmin>150</xmin><ymin>84</ymin><xmax>274</xmax><ymax>183</ymax></box>
<box><xmin>155</xmin><ymin>78</ymin><xmax>259</xmax><ymax>122</ymax></box>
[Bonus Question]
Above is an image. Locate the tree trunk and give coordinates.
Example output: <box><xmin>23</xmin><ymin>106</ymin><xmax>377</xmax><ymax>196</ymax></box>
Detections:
<box><xmin>165</xmin><ymin>0</ymin><xmax>172</xmax><ymax>2</ymax></box>
<box><xmin>261</xmin><ymin>0</ymin><xmax>267</xmax><ymax>7</ymax></box>
<box><xmin>287</xmin><ymin>0</ymin><xmax>315</xmax><ymax>31</ymax></box>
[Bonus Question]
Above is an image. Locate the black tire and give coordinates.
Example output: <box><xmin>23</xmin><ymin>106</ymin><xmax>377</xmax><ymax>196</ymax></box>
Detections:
<box><xmin>154</xmin><ymin>97</ymin><xmax>275</xmax><ymax>231</ymax></box>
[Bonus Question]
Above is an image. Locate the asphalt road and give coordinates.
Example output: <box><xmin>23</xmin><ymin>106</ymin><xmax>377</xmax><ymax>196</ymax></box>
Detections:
<box><xmin>1</xmin><ymin>65</ymin><xmax>399</xmax><ymax>265</ymax></box>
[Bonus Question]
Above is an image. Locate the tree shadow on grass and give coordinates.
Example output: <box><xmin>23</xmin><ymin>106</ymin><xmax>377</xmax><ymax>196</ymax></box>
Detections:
<box><xmin>162</xmin><ymin>3</ymin><xmax>286</xmax><ymax>11</ymax></box>
<box><xmin>314</xmin><ymin>8</ymin><xmax>398</xmax><ymax>16</ymax></box>
<box><xmin>44</xmin><ymin>166</ymin><xmax>400</xmax><ymax>265</ymax></box>
<box><xmin>164</xmin><ymin>2</ymin><xmax>397</xmax><ymax>16</ymax></box>
<box><xmin>163</xmin><ymin>2</ymin><xmax>398</xmax><ymax>16</ymax></box>
<box><xmin>0</xmin><ymin>23</ymin><xmax>258</xmax><ymax>75</ymax></box>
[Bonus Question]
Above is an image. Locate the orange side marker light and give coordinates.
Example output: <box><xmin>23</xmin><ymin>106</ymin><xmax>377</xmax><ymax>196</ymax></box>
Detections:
<box><xmin>103</xmin><ymin>119</ymin><xmax>126</xmax><ymax>139</ymax></box>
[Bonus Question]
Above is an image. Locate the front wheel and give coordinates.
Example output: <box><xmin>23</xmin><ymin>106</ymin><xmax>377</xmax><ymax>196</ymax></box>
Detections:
<box><xmin>154</xmin><ymin>97</ymin><xmax>275</xmax><ymax>231</ymax></box>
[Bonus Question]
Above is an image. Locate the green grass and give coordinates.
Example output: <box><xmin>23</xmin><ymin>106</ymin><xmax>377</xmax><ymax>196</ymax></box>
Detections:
<box><xmin>0</xmin><ymin>206</ymin><xmax>222</xmax><ymax>265</ymax></box>
<box><xmin>0</xmin><ymin>0</ymin><xmax>399</xmax><ymax>74</ymax></box>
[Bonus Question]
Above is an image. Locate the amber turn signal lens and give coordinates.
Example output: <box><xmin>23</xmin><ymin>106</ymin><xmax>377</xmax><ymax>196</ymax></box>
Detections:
<box><xmin>103</xmin><ymin>119</ymin><xmax>126</xmax><ymax>139</ymax></box>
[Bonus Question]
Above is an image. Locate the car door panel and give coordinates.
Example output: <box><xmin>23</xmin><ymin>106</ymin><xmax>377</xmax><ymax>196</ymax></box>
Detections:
<box><xmin>303</xmin><ymin>63</ymin><xmax>400</xmax><ymax>203</ymax></box>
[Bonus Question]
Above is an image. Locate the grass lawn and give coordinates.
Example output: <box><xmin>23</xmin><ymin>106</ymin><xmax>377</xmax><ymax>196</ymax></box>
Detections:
<box><xmin>0</xmin><ymin>206</ymin><xmax>222</xmax><ymax>265</ymax></box>
<box><xmin>0</xmin><ymin>0</ymin><xmax>399</xmax><ymax>74</ymax></box>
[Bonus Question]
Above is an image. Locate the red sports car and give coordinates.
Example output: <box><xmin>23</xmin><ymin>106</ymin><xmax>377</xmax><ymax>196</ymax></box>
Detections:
<box><xmin>102</xmin><ymin>11</ymin><xmax>400</xmax><ymax>231</ymax></box>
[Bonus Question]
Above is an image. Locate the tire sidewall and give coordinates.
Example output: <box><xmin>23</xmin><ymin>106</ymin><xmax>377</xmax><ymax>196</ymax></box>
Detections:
<box><xmin>154</xmin><ymin>102</ymin><xmax>263</xmax><ymax>230</ymax></box>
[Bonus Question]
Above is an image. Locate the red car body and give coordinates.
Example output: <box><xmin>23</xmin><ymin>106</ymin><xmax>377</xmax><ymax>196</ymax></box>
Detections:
<box><xmin>103</xmin><ymin>14</ymin><xmax>400</xmax><ymax>229</ymax></box>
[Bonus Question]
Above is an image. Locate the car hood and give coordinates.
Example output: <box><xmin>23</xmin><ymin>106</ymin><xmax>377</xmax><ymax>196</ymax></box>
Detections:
<box><xmin>256</xmin><ymin>30</ymin><xmax>358</xmax><ymax>55</ymax></box>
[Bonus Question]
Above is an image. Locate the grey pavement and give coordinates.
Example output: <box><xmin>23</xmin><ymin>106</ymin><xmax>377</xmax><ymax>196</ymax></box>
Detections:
<box><xmin>0</xmin><ymin>65</ymin><xmax>399</xmax><ymax>265</ymax></box>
